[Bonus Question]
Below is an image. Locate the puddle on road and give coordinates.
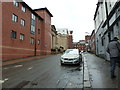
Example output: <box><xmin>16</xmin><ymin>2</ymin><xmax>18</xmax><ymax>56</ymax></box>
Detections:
<box><xmin>65</xmin><ymin>67</ymin><xmax>82</xmax><ymax>74</ymax></box>
<box><xmin>69</xmin><ymin>67</ymin><xmax>82</xmax><ymax>72</ymax></box>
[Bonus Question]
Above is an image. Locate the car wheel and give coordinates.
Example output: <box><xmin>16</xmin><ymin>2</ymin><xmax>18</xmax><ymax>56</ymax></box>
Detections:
<box><xmin>77</xmin><ymin>62</ymin><xmax>80</xmax><ymax>66</ymax></box>
<box><xmin>60</xmin><ymin>62</ymin><xmax>64</xmax><ymax>65</ymax></box>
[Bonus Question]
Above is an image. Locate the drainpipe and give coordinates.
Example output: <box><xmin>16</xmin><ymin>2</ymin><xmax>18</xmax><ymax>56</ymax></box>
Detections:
<box><xmin>34</xmin><ymin>19</ymin><xmax>37</xmax><ymax>56</ymax></box>
<box><xmin>105</xmin><ymin>0</ymin><xmax>111</xmax><ymax>42</ymax></box>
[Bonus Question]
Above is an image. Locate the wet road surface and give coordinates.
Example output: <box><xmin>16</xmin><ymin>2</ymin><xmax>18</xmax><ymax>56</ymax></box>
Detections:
<box><xmin>2</xmin><ymin>54</ymin><xmax>83</xmax><ymax>88</ymax></box>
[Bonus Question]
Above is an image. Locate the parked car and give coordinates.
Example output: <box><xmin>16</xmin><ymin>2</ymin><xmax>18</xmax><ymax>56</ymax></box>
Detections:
<box><xmin>60</xmin><ymin>49</ymin><xmax>82</xmax><ymax>65</ymax></box>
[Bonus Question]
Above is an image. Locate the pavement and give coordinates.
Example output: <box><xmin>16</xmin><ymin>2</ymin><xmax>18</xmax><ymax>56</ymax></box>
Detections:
<box><xmin>83</xmin><ymin>52</ymin><xmax>120</xmax><ymax>89</ymax></box>
<box><xmin>83</xmin><ymin>55</ymin><xmax>91</xmax><ymax>88</ymax></box>
<box><xmin>1</xmin><ymin>55</ymin><xmax>52</xmax><ymax>67</ymax></box>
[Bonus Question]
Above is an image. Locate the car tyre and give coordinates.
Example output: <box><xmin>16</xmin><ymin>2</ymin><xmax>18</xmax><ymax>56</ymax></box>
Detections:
<box><xmin>60</xmin><ymin>62</ymin><xmax>64</xmax><ymax>65</ymax></box>
<box><xmin>77</xmin><ymin>62</ymin><xmax>80</xmax><ymax>66</ymax></box>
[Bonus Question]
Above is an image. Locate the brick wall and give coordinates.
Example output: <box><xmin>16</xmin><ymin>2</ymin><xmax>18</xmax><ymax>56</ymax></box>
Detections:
<box><xmin>2</xmin><ymin>2</ymin><xmax>43</xmax><ymax>61</ymax></box>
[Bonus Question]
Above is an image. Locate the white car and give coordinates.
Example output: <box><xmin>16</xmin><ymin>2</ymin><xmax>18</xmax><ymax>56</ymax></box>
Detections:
<box><xmin>60</xmin><ymin>49</ymin><xmax>82</xmax><ymax>65</ymax></box>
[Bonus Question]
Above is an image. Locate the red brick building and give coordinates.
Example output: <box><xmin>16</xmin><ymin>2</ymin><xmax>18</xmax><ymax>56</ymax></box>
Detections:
<box><xmin>85</xmin><ymin>35</ymin><xmax>91</xmax><ymax>43</ymax></box>
<box><xmin>68</xmin><ymin>31</ymin><xmax>73</xmax><ymax>49</ymax></box>
<box><xmin>73</xmin><ymin>40</ymin><xmax>86</xmax><ymax>51</ymax></box>
<box><xmin>34</xmin><ymin>8</ymin><xmax>53</xmax><ymax>55</ymax></box>
<box><xmin>85</xmin><ymin>35</ymin><xmax>91</xmax><ymax>51</ymax></box>
<box><xmin>2</xmin><ymin>1</ymin><xmax>53</xmax><ymax>61</ymax></box>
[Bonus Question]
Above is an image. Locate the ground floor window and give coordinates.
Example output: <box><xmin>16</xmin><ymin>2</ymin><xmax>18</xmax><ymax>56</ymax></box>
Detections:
<box><xmin>11</xmin><ymin>30</ymin><xmax>17</xmax><ymax>39</ymax></box>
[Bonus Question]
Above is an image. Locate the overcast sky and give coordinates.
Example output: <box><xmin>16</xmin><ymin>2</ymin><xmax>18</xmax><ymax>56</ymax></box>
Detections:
<box><xmin>24</xmin><ymin>0</ymin><xmax>98</xmax><ymax>42</ymax></box>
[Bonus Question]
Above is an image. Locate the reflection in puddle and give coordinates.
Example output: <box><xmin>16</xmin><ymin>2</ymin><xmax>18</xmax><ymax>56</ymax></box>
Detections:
<box><xmin>69</xmin><ymin>67</ymin><xmax>82</xmax><ymax>72</ymax></box>
<box><xmin>60</xmin><ymin>63</ymin><xmax>83</xmax><ymax>73</ymax></box>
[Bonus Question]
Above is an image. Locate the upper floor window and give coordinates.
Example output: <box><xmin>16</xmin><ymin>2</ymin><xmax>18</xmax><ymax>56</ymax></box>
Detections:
<box><xmin>22</xmin><ymin>6</ymin><xmax>26</xmax><ymax>12</ymax></box>
<box><xmin>38</xmin><ymin>39</ymin><xmax>40</xmax><ymax>45</ymax></box>
<box><xmin>20</xmin><ymin>19</ymin><xmax>25</xmax><ymax>26</ymax></box>
<box><xmin>12</xmin><ymin>14</ymin><xmax>18</xmax><ymax>22</ymax></box>
<box><xmin>13</xmin><ymin>0</ymin><xmax>19</xmax><ymax>7</ymax></box>
<box><xmin>31</xmin><ymin>14</ymin><xmax>36</xmax><ymax>20</ymax></box>
<box><xmin>30</xmin><ymin>14</ymin><xmax>36</xmax><ymax>34</ymax></box>
<box><xmin>30</xmin><ymin>37</ymin><xmax>34</xmax><ymax>44</ymax></box>
<box><xmin>20</xmin><ymin>33</ymin><xmax>24</xmax><ymax>40</ymax></box>
<box><xmin>30</xmin><ymin>25</ymin><xmax>35</xmax><ymax>34</ymax></box>
<box><xmin>11</xmin><ymin>30</ymin><xmax>17</xmax><ymax>39</ymax></box>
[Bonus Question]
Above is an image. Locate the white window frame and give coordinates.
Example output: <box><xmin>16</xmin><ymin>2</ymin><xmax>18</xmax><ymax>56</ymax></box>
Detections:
<box><xmin>12</xmin><ymin>14</ymin><xmax>18</xmax><ymax>22</ymax></box>
<box><xmin>20</xmin><ymin>33</ymin><xmax>24</xmax><ymax>40</ymax></box>
<box><xmin>30</xmin><ymin>37</ymin><xmax>34</xmax><ymax>44</ymax></box>
<box><xmin>22</xmin><ymin>6</ymin><xmax>26</xmax><ymax>12</ymax></box>
<box><xmin>31</xmin><ymin>25</ymin><xmax>35</xmax><ymax>32</ymax></box>
<box><xmin>20</xmin><ymin>19</ymin><xmax>25</xmax><ymax>26</ymax></box>
<box><xmin>31</xmin><ymin>14</ymin><xmax>36</xmax><ymax>20</ymax></box>
<box><xmin>38</xmin><ymin>40</ymin><xmax>40</xmax><ymax>45</ymax></box>
<box><xmin>13</xmin><ymin>0</ymin><xmax>18</xmax><ymax>7</ymax></box>
<box><xmin>30</xmin><ymin>14</ymin><xmax>36</xmax><ymax>34</ymax></box>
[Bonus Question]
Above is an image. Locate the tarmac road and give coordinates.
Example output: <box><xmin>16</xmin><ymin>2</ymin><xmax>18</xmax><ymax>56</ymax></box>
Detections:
<box><xmin>2</xmin><ymin>54</ymin><xmax>83</xmax><ymax>88</ymax></box>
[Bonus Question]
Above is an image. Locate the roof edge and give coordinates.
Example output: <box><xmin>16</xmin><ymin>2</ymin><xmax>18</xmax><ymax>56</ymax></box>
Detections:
<box><xmin>21</xmin><ymin>2</ymin><xmax>43</xmax><ymax>20</ymax></box>
<box><xmin>34</xmin><ymin>7</ymin><xmax>53</xmax><ymax>17</ymax></box>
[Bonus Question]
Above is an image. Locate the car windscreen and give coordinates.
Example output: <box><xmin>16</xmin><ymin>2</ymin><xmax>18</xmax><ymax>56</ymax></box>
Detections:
<box><xmin>64</xmin><ymin>50</ymin><xmax>78</xmax><ymax>55</ymax></box>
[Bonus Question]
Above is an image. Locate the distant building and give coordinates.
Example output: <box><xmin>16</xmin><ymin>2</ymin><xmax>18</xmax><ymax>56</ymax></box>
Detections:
<box><xmin>51</xmin><ymin>25</ymin><xmax>57</xmax><ymax>49</ymax></box>
<box><xmin>57</xmin><ymin>28</ymin><xmax>68</xmax><ymax>35</ymax></box>
<box><xmin>73</xmin><ymin>40</ymin><xmax>86</xmax><ymax>51</ymax></box>
<box><xmin>85</xmin><ymin>35</ymin><xmax>91</xmax><ymax>51</ymax></box>
<box><xmin>79</xmin><ymin>40</ymin><xmax>86</xmax><ymax>44</ymax></box>
<box><xmin>90</xmin><ymin>30</ymin><xmax>96</xmax><ymax>54</ymax></box>
<box><xmin>56</xmin><ymin>28</ymin><xmax>69</xmax><ymax>50</ymax></box>
<box><xmin>68</xmin><ymin>31</ymin><xmax>73</xmax><ymax>49</ymax></box>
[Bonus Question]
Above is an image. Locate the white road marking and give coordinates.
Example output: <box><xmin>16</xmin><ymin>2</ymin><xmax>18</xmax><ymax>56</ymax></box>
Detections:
<box><xmin>4</xmin><ymin>78</ymin><xmax>8</xmax><ymax>81</ymax></box>
<box><xmin>14</xmin><ymin>65</ymin><xmax>23</xmax><ymax>68</ymax></box>
<box><xmin>56</xmin><ymin>80</ymin><xmax>60</xmax><ymax>85</ymax></box>
<box><xmin>4</xmin><ymin>68</ymin><xmax>8</xmax><ymax>69</ymax></box>
<box><xmin>4</xmin><ymin>65</ymin><xmax>23</xmax><ymax>69</ymax></box>
<box><xmin>0</xmin><ymin>78</ymin><xmax>9</xmax><ymax>84</ymax></box>
<box><xmin>0</xmin><ymin>80</ymin><xmax>4</xmax><ymax>83</ymax></box>
<box><xmin>28</xmin><ymin>67</ymin><xmax>33</xmax><ymax>70</ymax></box>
